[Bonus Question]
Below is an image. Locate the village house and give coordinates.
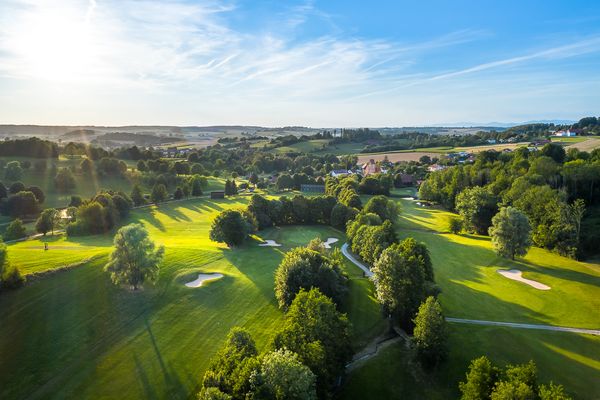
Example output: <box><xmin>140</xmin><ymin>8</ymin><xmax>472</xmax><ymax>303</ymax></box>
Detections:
<box><xmin>362</xmin><ymin>159</ymin><xmax>381</xmax><ymax>176</ymax></box>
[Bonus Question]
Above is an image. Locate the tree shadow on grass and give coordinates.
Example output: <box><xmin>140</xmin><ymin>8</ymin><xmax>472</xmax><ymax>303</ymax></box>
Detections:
<box><xmin>220</xmin><ymin>240</ymin><xmax>283</xmax><ymax>306</ymax></box>
<box><xmin>143</xmin><ymin>319</ymin><xmax>188</xmax><ymax>399</ymax></box>
<box><xmin>138</xmin><ymin>209</ymin><xmax>166</xmax><ymax>232</ymax></box>
<box><xmin>156</xmin><ymin>206</ymin><xmax>192</xmax><ymax>223</ymax></box>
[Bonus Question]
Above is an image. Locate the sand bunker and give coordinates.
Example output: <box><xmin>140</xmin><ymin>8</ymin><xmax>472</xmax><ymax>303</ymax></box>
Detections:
<box><xmin>323</xmin><ymin>237</ymin><xmax>339</xmax><ymax>249</ymax></box>
<box><xmin>185</xmin><ymin>273</ymin><xmax>224</xmax><ymax>288</ymax></box>
<box><xmin>497</xmin><ymin>269</ymin><xmax>550</xmax><ymax>290</ymax></box>
<box><xmin>259</xmin><ymin>240</ymin><xmax>282</xmax><ymax>247</ymax></box>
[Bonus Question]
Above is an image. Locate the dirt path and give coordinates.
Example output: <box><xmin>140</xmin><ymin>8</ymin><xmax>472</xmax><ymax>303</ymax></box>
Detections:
<box><xmin>446</xmin><ymin>318</ymin><xmax>600</xmax><ymax>336</ymax></box>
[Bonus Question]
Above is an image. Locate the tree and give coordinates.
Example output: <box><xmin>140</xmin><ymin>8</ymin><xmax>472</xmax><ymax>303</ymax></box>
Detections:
<box><xmin>540</xmin><ymin>143</ymin><xmax>566</xmax><ymax>164</ymax></box>
<box><xmin>80</xmin><ymin>158</ymin><xmax>94</xmax><ymax>175</ymax></box>
<box><xmin>276</xmin><ymin>174</ymin><xmax>294</xmax><ymax>191</ymax></box>
<box><xmin>104</xmin><ymin>223</ymin><xmax>164</xmax><ymax>290</ymax></box>
<box><xmin>413</xmin><ymin>296</ymin><xmax>447</xmax><ymax>367</ymax></box>
<box><xmin>202</xmin><ymin>327</ymin><xmax>259</xmax><ymax>399</ymax></box>
<box><xmin>4</xmin><ymin>161</ymin><xmax>23</xmax><ymax>181</ymax></box>
<box><xmin>54</xmin><ymin>168</ymin><xmax>76</xmax><ymax>192</ymax></box>
<box><xmin>198</xmin><ymin>388</ymin><xmax>232</xmax><ymax>400</ymax></box>
<box><xmin>209</xmin><ymin>210</ymin><xmax>249</xmax><ymax>247</ymax></box>
<box><xmin>4</xmin><ymin>218</ymin><xmax>27</xmax><ymax>241</ymax></box>
<box><xmin>0</xmin><ymin>182</ymin><xmax>7</xmax><ymax>199</ymax></box>
<box><xmin>249</xmin><ymin>173</ymin><xmax>258</xmax><ymax>186</ymax></box>
<box><xmin>151</xmin><ymin>183</ymin><xmax>168</xmax><ymax>203</ymax></box>
<box><xmin>273</xmin><ymin>288</ymin><xmax>352</xmax><ymax>398</ymax></box>
<box><xmin>539</xmin><ymin>383</ymin><xmax>572</xmax><ymax>400</ymax></box>
<box><xmin>130</xmin><ymin>184</ymin><xmax>145</xmax><ymax>206</ymax></box>
<box><xmin>489</xmin><ymin>207</ymin><xmax>532</xmax><ymax>259</ymax></box>
<box><xmin>136</xmin><ymin>160</ymin><xmax>147</xmax><ymax>172</ymax></box>
<box><xmin>5</xmin><ymin>191</ymin><xmax>39</xmax><ymax>217</ymax></box>
<box><xmin>0</xmin><ymin>242</ymin><xmax>24</xmax><ymax>290</ymax></box>
<box><xmin>363</xmin><ymin>195</ymin><xmax>400</xmax><ymax>221</ymax></box>
<box><xmin>251</xmin><ymin>349</ymin><xmax>317</xmax><ymax>400</ymax></box>
<box><xmin>490</xmin><ymin>381</ymin><xmax>536</xmax><ymax>400</ymax></box>
<box><xmin>459</xmin><ymin>356</ymin><xmax>499</xmax><ymax>400</ymax></box>
<box><xmin>191</xmin><ymin>176</ymin><xmax>204</xmax><ymax>196</ymax></box>
<box><xmin>9</xmin><ymin>181</ymin><xmax>25</xmax><ymax>194</ymax></box>
<box><xmin>567</xmin><ymin>199</ymin><xmax>585</xmax><ymax>247</ymax></box>
<box><xmin>274</xmin><ymin>247</ymin><xmax>347</xmax><ymax>308</ymax></box>
<box><xmin>36</xmin><ymin>208</ymin><xmax>59</xmax><ymax>235</ymax></box>
<box><xmin>174</xmin><ymin>186</ymin><xmax>184</xmax><ymax>200</ymax></box>
<box><xmin>456</xmin><ymin>187</ymin><xmax>498</xmax><ymax>235</ymax></box>
<box><xmin>448</xmin><ymin>216</ymin><xmax>462</xmax><ymax>234</ymax></box>
<box><xmin>27</xmin><ymin>186</ymin><xmax>45</xmax><ymax>203</ymax></box>
<box><xmin>372</xmin><ymin>243</ymin><xmax>426</xmax><ymax>326</ymax></box>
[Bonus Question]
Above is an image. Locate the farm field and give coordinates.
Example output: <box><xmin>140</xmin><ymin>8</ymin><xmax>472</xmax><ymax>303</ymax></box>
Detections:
<box><xmin>0</xmin><ymin>196</ymin><xmax>383</xmax><ymax>400</ymax></box>
<box><xmin>566</xmin><ymin>137</ymin><xmax>600</xmax><ymax>151</ymax></box>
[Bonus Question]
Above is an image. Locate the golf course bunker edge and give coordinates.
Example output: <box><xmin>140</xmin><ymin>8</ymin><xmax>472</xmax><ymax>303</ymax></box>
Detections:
<box><xmin>497</xmin><ymin>269</ymin><xmax>551</xmax><ymax>290</ymax></box>
<box><xmin>185</xmin><ymin>273</ymin><xmax>224</xmax><ymax>288</ymax></box>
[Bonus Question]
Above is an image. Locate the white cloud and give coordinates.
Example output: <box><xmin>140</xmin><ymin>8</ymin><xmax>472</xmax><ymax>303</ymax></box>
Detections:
<box><xmin>0</xmin><ymin>0</ymin><xmax>597</xmax><ymax>126</ymax></box>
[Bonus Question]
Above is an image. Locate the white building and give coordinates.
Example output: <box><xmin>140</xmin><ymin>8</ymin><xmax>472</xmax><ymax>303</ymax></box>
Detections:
<box><xmin>554</xmin><ymin>130</ymin><xmax>577</xmax><ymax>137</ymax></box>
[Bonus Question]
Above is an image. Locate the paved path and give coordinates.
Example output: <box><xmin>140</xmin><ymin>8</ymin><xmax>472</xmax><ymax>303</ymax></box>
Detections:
<box><xmin>341</xmin><ymin>243</ymin><xmax>373</xmax><ymax>278</ymax></box>
<box><xmin>446</xmin><ymin>317</ymin><xmax>600</xmax><ymax>336</ymax></box>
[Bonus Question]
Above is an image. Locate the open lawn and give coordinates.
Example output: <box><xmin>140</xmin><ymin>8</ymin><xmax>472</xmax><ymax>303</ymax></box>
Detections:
<box><xmin>0</xmin><ymin>196</ymin><xmax>383</xmax><ymax>399</ymax></box>
<box><xmin>395</xmin><ymin>198</ymin><xmax>600</xmax><ymax>329</ymax></box>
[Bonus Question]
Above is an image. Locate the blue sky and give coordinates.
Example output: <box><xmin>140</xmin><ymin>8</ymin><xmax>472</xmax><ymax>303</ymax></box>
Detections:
<box><xmin>0</xmin><ymin>0</ymin><xmax>599</xmax><ymax>126</ymax></box>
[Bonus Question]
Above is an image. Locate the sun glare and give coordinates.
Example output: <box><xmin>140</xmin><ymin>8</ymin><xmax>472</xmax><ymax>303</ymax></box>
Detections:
<box><xmin>13</xmin><ymin>4</ymin><xmax>96</xmax><ymax>81</ymax></box>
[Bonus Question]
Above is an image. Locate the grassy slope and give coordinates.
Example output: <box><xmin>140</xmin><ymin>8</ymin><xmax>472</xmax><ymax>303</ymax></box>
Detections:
<box><xmin>0</xmin><ymin>196</ymin><xmax>384</xmax><ymax>399</ymax></box>
<box><xmin>395</xmin><ymin>198</ymin><xmax>600</xmax><ymax>329</ymax></box>
<box><xmin>341</xmin><ymin>191</ymin><xmax>600</xmax><ymax>399</ymax></box>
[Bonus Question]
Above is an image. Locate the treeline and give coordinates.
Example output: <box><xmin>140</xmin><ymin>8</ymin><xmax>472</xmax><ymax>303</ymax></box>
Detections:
<box><xmin>0</xmin><ymin>138</ymin><xmax>58</xmax><ymax>158</ymax></box>
<box><xmin>419</xmin><ymin>144</ymin><xmax>600</xmax><ymax>258</ymax></box>
<box><xmin>459</xmin><ymin>356</ymin><xmax>572</xmax><ymax>400</ymax></box>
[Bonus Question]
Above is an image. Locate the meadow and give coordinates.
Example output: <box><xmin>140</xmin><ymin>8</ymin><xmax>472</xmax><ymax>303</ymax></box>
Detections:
<box><xmin>0</xmin><ymin>196</ymin><xmax>383</xmax><ymax>399</ymax></box>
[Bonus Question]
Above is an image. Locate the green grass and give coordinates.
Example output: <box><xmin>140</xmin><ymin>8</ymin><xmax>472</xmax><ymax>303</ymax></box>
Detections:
<box><xmin>338</xmin><ymin>194</ymin><xmax>600</xmax><ymax>399</ymax></box>
<box><xmin>0</xmin><ymin>196</ymin><xmax>384</xmax><ymax>399</ymax></box>
<box><xmin>396</xmin><ymin>198</ymin><xmax>600</xmax><ymax>329</ymax></box>
<box><xmin>340</xmin><ymin>326</ymin><xmax>600</xmax><ymax>400</ymax></box>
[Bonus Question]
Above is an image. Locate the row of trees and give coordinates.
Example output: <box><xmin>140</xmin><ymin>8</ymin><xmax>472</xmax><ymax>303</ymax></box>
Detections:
<box><xmin>66</xmin><ymin>191</ymin><xmax>133</xmax><ymax>236</ymax></box>
<box><xmin>0</xmin><ymin>241</ymin><xmax>24</xmax><ymax>291</ymax></box>
<box><xmin>460</xmin><ymin>357</ymin><xmax>572</xmax><ymax>400</ymax></box>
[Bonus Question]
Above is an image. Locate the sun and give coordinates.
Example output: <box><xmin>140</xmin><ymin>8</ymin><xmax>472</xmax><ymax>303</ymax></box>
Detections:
<box><xmin>11</xmin><ymin>3</ymin><xmax>97</xmax><ymax>82</ymax></box>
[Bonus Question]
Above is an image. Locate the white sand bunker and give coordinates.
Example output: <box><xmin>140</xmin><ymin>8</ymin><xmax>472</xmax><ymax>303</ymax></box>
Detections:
<box><xmin>185</xmin><ymin>273</ymin><xmax>224</xmax><ymax>288</ymax></box>
<box><xmin>259</xmin><ymin>239</ymin><xmax>282</xmax><ymax>247</ymax></box>
<box><xmin>323</xmin><ymin>237</ymin><xmax>339</xmax><ymax>249</ymax></box>
<box><xmin>497</xmin><ymin>269</ymin><xmax>550</xmax><ymax>290</ymax></box>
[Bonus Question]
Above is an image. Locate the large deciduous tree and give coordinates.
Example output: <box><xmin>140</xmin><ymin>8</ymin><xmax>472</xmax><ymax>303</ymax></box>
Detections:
<box><xmin>372</xmin><ymin>243</ymin><xmax>427</xmax><ymax>326</ymax></box>
<box><xmin>274</xmin><ymin>247</ymin><xmax>347</xmax><ymax>308</ymax></box>
<box><xmin>489</xmin><ymin>206</ymin><xmax>532</xmax><ymax>260</ymax></box>
<box><xmin>251</xmin><ymin>349</ymin><xmax>317</xmax><ymax>400</ymax></box>
<box><xmin>104</xmin><ymin>223</ymin><xmax>164</xmax><ymax>290</ymax></box>
<box><xmin>273</xmin><ymin>288</ymin><xmax>352</xmax><ymax>398</ymax></box>
<box><xmin>209</xmin><ymin>210</ymin><xmax>249</xmax><ymax>247</ymax></box>
<box><xmin>413</xmin><ymin>296</ymin><xmax>448</xmax><ymax>367</ymax></box>
<box><xmin>456</xmin><ymin>186</ymin><xmax>498</xmax><ymax>235</ymax></box>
